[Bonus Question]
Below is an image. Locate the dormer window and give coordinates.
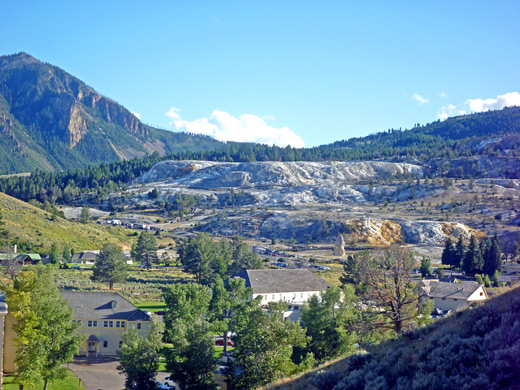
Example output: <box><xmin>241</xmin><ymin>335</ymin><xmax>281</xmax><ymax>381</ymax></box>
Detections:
<box><xmin>111</xmin><ymin>300</ymin><xmax>118</xmax><ymax>309</ymax></box>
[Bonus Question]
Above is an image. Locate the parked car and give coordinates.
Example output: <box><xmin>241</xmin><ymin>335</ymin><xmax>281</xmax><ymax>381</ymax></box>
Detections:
<box><xmin>163</xmin><ymin>376</ymin><xmax>177</xmax><ymax>389</ymax></box>
<box><xmin>215</xmin><ymin>338</ymin><xmax>234</xmax><ymax>347</ymax></box>
<box><xmin>155</xmin><ymin>381</ymin><xmax>174</xmax><ymax>389</ymax></box>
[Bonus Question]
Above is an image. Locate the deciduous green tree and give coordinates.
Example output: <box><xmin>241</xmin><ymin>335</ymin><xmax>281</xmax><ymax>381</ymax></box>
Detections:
<box><xmin>79</xmin><ymin>205</ymin><xmax>90</xmax><ymax>224</ymax></box>
<box><xmin>91</xmin><ymin>243</ymin><xmax>128</xmax><ymax>289</ymax></box>
<box><xmin>301</xmin><ymin>285</ymin><xmax>358</xmax><ymax>361</ymax></box>
<box><xmin>228</xmin><ymin>300</ymin><xmax>314</xmax><ymax>390</ymax></box>
<box><xmin>49</xmin><ymin>242</ymin><xmax>61</xmax><ymax>265</ymax></box>
<box><xmin>163</xmin><ymin>284</ymin><xmax>217</xmax><ymax>389</ymax></box>
<box><xmin>166</xmin><ymin>318</ymin><xmax>218</xmax><ymax>390</ymax></box>
<box><xmin>118</xmin><ymin>320</ymin><xmax>164</xmax><ymax>390</ymax></box>
<box><xmin>62</xmin><ymin>243</ymin><xmax>72</xmax><ymax>262</ymax></box>
<box><xmin>2</xmin><ymin>267</ymin><xmax>83</xmax><ymax>390</ymax></box>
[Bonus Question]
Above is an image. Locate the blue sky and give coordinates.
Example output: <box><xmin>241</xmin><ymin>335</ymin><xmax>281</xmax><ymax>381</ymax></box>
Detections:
<box><xmin>1</xmin><ymin>1</ymin><xmax>519</xmax><ymax>147</ymax></box>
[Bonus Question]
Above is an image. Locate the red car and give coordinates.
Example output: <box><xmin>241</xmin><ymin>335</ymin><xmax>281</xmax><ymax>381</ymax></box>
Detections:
<box><xmin>215</xmin><ymin>339</ymin><xmax>234</xmax><ymax>347</ymax></box>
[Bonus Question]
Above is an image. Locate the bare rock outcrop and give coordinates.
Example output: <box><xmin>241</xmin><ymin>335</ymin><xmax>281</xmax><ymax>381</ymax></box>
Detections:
<box><xmin>333</xmin><ymin>235</ymin><xmax>346</xmax><ymax>256</ymax></box>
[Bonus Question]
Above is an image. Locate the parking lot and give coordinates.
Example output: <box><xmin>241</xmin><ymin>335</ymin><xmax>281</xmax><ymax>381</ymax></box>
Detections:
<box><xmin>68</xmin><ymin>356</ymin><xmax>125</xmax><ymax>390</ymax></box>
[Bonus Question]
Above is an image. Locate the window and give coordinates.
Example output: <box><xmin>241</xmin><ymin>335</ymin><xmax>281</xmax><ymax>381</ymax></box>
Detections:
<box><xmin>121</xmin><ymin>321</ymin><xmax>126</xmax><ymax>328</ymax></box>
<box><xmin>93</xmin><ymin>320</ymin><xmax>97</xmax><ymax>327</ymax></box>
<box><xmin>103</xmin><ymin>341</ymin><xmax>108</xmax><ymax>348</ymax></box>
<box><xmin>119</xmin><ymin>341</ymin><xmax>123</xmax><ymax>348</ymax></box>
<box><xmin>480</xmin><ymin>292</ymin><xmax>484</xmax><ymax>296</ymax></box>
<box><xmin>109</xmin><ymin>321</ymin><xmax>114</xmax><ymax>328</ymax></box>
<box><xmin>454</xmin><ymin>299</ymin><xmax>457</xmax><ymax>301</ymax></box>
<box><xmin>116</xmin><ymin>321</ymin><xmax>120</xmax><ymax>328</ymax></box>
<box><xmin>442</xmin><ymin>297</ymin><xmax>446</xmax><ymax>300</ymax></box>
<box><xmin>88</xmin><ymin>320</ymin><xmax>98</xmax><ymax>327</ymax></box>
<box><xmin>104</xmin><ymin>321</ymin><xmax>108</xmax><ymax>328</ymax></box>
<box><xmin>88</xmin><ymin>320</ymin><xmax>92</xmax><ymax>327</ymax></box>
<box><xmin>136</xmin><ymin>323</ymin><xmax>142</xmax><ymax>330</ymax></box>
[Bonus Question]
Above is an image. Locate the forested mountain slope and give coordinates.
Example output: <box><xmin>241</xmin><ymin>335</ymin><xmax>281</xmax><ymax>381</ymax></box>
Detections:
<box><xmin>0</xmin><ymin>52</ymin><xmax>224</xmax><ymax>174</ymax></box>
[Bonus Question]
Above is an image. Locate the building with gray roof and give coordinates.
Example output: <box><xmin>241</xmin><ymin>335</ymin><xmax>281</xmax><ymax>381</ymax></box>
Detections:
<box><xmin>235</xmin><ymin>269</ymin><xmax>331</xmax><ymax>321</ymax></box>
<box><xmin>61</xmin><ymin>292</ymin><xmax>151</xmax><ymax>356</ymax></box>
<box><xmin>417</xmin><ymin>280</ymin><xmax>488</xmax><ymax>312</ymax></box>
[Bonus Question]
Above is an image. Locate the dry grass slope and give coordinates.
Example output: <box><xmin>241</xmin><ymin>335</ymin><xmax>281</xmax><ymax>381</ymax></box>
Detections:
<box><xmin>0</xmin><ymin>192</ymin><xmax>131</xmax><ymax>251</ymax></box>
<box><xmin>267</xmin><ymin>286</ymin><xmax>520</xmax><ymax>390</ymax></box>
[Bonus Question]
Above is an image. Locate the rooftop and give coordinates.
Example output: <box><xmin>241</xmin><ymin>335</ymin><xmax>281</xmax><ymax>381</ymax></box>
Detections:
<box><xmin>418</xmin><ymin>280</ymin><xmax>485</xmax><ymax>300</ymax></box>
<box><xmin>60</xmin><ymin>291</ymin><xmax>150</xmax><ymax>322</ymax></box>
<box><xmin>236</xmin><ymin>269</ymin><xmax>331</xmax><ymax>294</ymax></box>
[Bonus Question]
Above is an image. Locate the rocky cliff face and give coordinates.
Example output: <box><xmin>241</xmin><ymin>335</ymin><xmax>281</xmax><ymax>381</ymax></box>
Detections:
<box><xmin>139</xmin><ymin>160</ymin><xmax>424</xmax><ymax>188</ymax></box>
<box><xmin>0</xmin><ymin>53</ymin><xmax>223</xmax><ymax>173</ymax></box>
<box><xmin>135</xmin><ymin>160</ymin><xmax>489</xmax><ymax>246</ymax></box>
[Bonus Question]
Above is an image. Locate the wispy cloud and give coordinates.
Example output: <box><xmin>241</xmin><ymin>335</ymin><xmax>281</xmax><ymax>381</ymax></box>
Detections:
<box><xmin>467</xmin><ymin>92</ymin><xmax>520</xmax><ymax>112</ymax></box>
<box><xmin>165</xmin><ymin>106</ymin><xmax>182</xmax><ymax>120</ymax></box>
<box><xmin>437</xmin><ymin>104</ymin><xmax>467</xmax><ymax>121</ymax></box>
<box><xmin>166</xmin><ymin>108</ymin><xmax>305</xmax><ymax>148</ymax></box>
<box><xmin>439</xmin><ymin>92</ymin><xmax>448</xmax><ymax>99</ymax></box>
<box><xmin>412</xmin><ymin>93</ymin><xmax>429</xmax><ymax>105</ymax></box>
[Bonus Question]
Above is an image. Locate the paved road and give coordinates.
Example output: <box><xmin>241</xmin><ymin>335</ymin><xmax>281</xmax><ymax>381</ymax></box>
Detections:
<box><xmin>68</xmin><ymin>356</ymin><xmax>125</xmax><ymax>390</ymax></box>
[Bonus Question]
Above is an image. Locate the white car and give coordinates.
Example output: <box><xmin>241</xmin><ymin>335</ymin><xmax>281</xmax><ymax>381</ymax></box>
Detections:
<box><xmin>163</xmin><ymin>376</ymin><xmax>177</xmax><ymax>389</ymax></box>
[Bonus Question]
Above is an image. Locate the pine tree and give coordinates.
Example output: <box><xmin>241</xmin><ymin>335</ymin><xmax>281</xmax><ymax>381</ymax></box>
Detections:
<box><xmin>91</xmin><ymin>243</ymin><xmax>128</xmax><ymax>289</ymax></box>
<box><xmin>441</xmin><ymin>238</ymin><xmax>456</xmax><ymax>268</ymax></box>
<box><xmin>133</xmin><ymin>231</ymin><xmax>158</xmax><ymax>269</ymax></box>
<box><xmin>454</xmin><ymin>236</ymin><xmax>466</xmax><ymax>269</ymax></box>
<box><xmin>484</xmin><ymin>235</ymin><xmax>502</xmax><ymax>277</ymax></box>
<box><xmin>463</xmin><ymin>236</ymin><xmax>483</xmax><ymax>275</ymax></box>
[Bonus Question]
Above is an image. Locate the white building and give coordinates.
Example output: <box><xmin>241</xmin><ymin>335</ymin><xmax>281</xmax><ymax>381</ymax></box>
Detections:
<box><xmin>235</xmin><ymin>269</ymin><xmax>331</xmax><ymax>321</ymax></box>
<box><xmin>417</xmin><ymin>280</ymin><xmax>488</xmax><ymax>312</ymax></box>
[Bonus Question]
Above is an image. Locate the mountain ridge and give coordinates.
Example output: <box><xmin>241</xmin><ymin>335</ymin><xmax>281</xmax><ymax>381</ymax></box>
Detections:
<box><xmin>0</xmin><ymin>52</ymin><xmax>224</xmax><ymax>174</ymax></box>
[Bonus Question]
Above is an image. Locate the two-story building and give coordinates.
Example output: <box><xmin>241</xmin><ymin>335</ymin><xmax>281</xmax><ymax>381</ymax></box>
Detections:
<box><xmin>60</xmin><ymin>292</ymin><xmax>152</xmax><ymax>356</ymax></box>
<box><xmin>235</xmin><ymin>269</ymin><xmax>331</xmax><ymax>321</ymax></box>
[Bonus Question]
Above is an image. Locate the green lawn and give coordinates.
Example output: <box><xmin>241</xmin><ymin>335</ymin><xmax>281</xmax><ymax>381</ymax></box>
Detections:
<box><xmin>136</xmin><ymin>300</ymin><xmax>168</xmax><ymax>312</ymax></box>
<box><xmin>3</xmin><ymin>370</ymin><xmax>85</xmax><ymax>390</ymax></box>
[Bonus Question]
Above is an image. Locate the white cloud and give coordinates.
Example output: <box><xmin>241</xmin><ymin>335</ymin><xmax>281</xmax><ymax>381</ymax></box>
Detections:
<box><xmin>132</xmin><ymin>112</ymin><xmax>141</xmax><ymax>120</ymax></box>
<box><xmin>412</xmin><ymin>93</ymin><xmax>429</xmax><ymax>105</ymax></box>
<box><xmin>439</xmin><ymin>92</ymin><xmax>448</xmax><ymax>99</ymax></box>
<box><xmin>437</xmin><ymin>104</ymin><xmax>458</xmax><ymax>120</ymax></box>
<box><xmin>466</xmin><ymin>92</ymin><xmax>520</xmax><ymax>112</ymax></box>
<box><xmin>165</xmin><ymin>106</ymin><xmax>182</xmax><ymax>120</ymax></box>
<box><xmin>168</xmin><ymin>109</ymin><xmax>305</xmax><ymax>148</ymax></box>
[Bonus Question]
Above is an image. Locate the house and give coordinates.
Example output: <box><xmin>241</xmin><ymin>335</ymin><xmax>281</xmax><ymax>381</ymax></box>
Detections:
<box><xmin>499</xmin><ymin>262</ymin><xmax>520</xmax><ymax>286</ymax></box>
<box><xmin>0</xmin><ymin>253</ymin><xmax>41</xmax><ymax>266</ymax></box>
<box><xmin>70</xmin><ymin>251</ymin><xmax>99</xmax><ymax>265</ymax></box>
<box><xmin>70</xmin><ymin>251</ymin><xmax>133</xmax><ymax>265</ymax></box>
<box><xmin>417</xmin><ymin>280</ymin><xmax>488</xmax><ymax>312</ymax></box>
<box><xmin>234</xmin><ymin>269</ymin><xmax>331</xmax><ymax>321</ymax></box>
<box><xmin>60</xmin><ymin>292</ymin><xmax>152</xmax><ymax>356</ymax></box>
